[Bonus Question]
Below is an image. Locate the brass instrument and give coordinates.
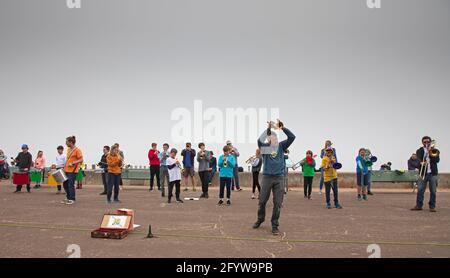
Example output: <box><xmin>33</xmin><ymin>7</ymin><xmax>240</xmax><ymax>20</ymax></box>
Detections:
<box><xmin>430</xmin><ymin>140</ymin><xmax>440</xmax><ymax>158</ymax></box>
<box><xmin>246</xmin><ymin>155</ymin><xmax>257</xmax><ymax>164</ymax></box>
<box><xmin>291</xmin><ymin>160</ymin><xmax>304</xmax><ymax>171</ymax></box>
<box><xmin>419</xmin><ymin>140</ymin><xmax>439</xmax><ymax>179</ymax></box>
<box><xmin>223</xmin><ymin>156</ymin><xmax>229</xmax><ymax>168</ymax></box>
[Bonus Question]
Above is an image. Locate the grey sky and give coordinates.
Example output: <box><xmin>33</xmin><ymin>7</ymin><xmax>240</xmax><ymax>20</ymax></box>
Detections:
<box><xmin>0</xmin><ymin>0</ymin><xmax>449</xmax><ymax>171</ymax></box>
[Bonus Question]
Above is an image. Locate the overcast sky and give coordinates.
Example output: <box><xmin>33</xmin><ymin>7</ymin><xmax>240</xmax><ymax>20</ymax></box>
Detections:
<box><xmin>0</xmin><ymin>0</ymin><xmax>449</xmax><ymax>171</ymax></box>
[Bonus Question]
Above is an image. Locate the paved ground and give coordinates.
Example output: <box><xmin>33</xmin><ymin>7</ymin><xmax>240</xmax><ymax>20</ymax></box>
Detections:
<box><xmin>0</xmin><ymin>181</ymin><xmax>449</xmax><ymax>258</ymax></box>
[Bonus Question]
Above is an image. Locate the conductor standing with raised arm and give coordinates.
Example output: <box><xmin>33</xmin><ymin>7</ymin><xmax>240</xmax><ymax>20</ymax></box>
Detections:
<box><xmin>253</xmin><ymin>120</ymin><xmax>296</xmax><ymax>235</ymax></box>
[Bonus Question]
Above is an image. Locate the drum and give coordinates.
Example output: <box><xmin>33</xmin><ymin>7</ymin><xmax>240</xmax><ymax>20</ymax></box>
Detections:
<box><xmin>13</xmin><ymin>172</ymin><xmax>30</xmax><ymax>185</ymax></box>
<box><xmin>47</xmin><ymin>172</ymin><xmax>58</xmax><ymax>186</ymax></box>
<box><xmin>52</xmin><ymin>169</ymin><xmax>68</xmax><ymax>183</ymax></box>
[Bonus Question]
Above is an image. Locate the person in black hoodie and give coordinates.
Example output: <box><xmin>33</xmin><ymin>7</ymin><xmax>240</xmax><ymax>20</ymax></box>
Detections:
<box><xmin>13</xmin><ymin>144</ymin><xmax>33</xmax><ymax>193</ymax></box>
<box><xmin>411</xmin><ymin>136</ymin><xmax>440</xmax><ymax>212</ymax></box>
<box><xmin>98</xmin><ymin>146</ymin><xmax>110</xmax><ymax>195</ymax></box>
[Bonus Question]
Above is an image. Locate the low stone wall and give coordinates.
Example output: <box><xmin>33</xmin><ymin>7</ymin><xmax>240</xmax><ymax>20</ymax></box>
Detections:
<box><xmin>81</xmin><ymin>171</ymin><xmax>450</xmax><ymax>189</ymax></box>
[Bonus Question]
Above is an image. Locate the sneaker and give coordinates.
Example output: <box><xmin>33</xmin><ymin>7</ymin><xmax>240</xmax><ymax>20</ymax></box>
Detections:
<box><xmin>251</xmin><ymin>194</ymin><xmax>256</xmax><ymax>199</ymax></box>
<box><xmin>107</xmin><ymin>200</ymin><xmax>112</xmax><ymax>204</ymax></box>
<box><xmin>217</xmin><ymin>200</ymin><xmax>224</xmax><ymax>205</ymax></box>
<box><xmin>411</xmin><ymin>206</ymin><xmax>423</xmax><ymax>211</ymax></box>
<box><xmin>253</xmin><ymin>221</ymin><xmax>263</xmax><ymax>229</ymax></box>
<box><xmin>429</xmin><ymin>208</ymin><xmax>437</xmax><ymax>212</ymax></box>
<box><xmin>205</xmin><ymin>193</ymin><xmax>209</xmax><ymax>199</ymax></box>
<box><xmin>60</xmin><ymin>199</ymin><xmax>69</xmax><ymax>204</ymax></box>
<box><xmin>272</xmin><ymin>227</ymin><xmax>280</xmax><ymax>236</ymax></box>
<box><xmin>308</xmin><ymin>195</ymin><xmax>312</xmax><ymax>200</ymax></box>
<box><xmin>304</xmin><ymin>195</ymin><xmax>307</xmax><ymax>198</ymax></box>
<box><xmin>149</xmin><ymin>188</ymin><xmax>153</xmax><ymax>192</ymax></box>
<box><xmin>161</xmin><ymin>193</ymin><xmax>165</xmax><ymax>197</ymax></box>
<box><xmin>13</xmin><ymin>190</ymin><xmax>20</xmax><ymax>193</ymax></box>
<box><xmin>326</xmin><ymin>203</ymin><xmax>332</xmax><ymax>209</ymax></box>
<box><xmin>57</xmin><ymin>191</ymin><xmax>62</xmax><ymax>194</ymax></box>
<box><xmin>168</xmin><ymin>198</ymin><xmax>171</xmax><ymax>203</ymax></box>
<box><xmin>319</xmin><ymin>190</ymin><xmax>323</xmax><ymax>195</ymax></box>
<box><xmin>335</xmin><ymin>204</ymin><xmax>343</xmax><ymax>209</ymax></box>
<box><xmin>363</xmin><ymin>195</ymin><xmax>368</xmax><ymax>201</ymax></box>
<box><xmin>113</xmin><ymin>199</ymin><xmax>121</xmax><ymax>203</ymax></box>
<box><xmin>237</xmin><ymin>188</ymin><xmax>242</xmax><ymax>192</ymax></box>
<box><xmin>99</xmin><ymin>192</ymin><xmax>107</xmax><ymax>195</ymax></box>
<box><xmin>367</xmin><ymin>191</ymin><xmax>374</xmax><ymax>196</ymax></box>
<box><xmin>199</xmin><ymin>193</ymin><xmax>206</xmax><ymax>199</ymax></box>
<box><xmin>65</xmin><ymin>200</ymin><xmax>75</xmax><ymax>205</ymax></box>
<box><xmin>357</xmin><ymin>195</ymin><xmax>363</xmax><ymax>201</ymax></box>
<box><xmin>226</xmin><ymin>200</ymin><xmax>231</xmax><ymax>206</ymax></box>
<box><xmin>176</xmin><ymin>199</ymin><xmax>184</xmax><ymax>203</ymax></box>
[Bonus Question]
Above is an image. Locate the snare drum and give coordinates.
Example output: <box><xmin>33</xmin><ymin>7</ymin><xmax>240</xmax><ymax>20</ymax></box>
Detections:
<box><xmin>13</xmin><ymin>172</ymin><xmax>30</xmax><ymax>185</ymax></box>
<box><xmin>52</xmin><ymin>169</ymin><xmax>68</xmax><ymax>183</ymax></box>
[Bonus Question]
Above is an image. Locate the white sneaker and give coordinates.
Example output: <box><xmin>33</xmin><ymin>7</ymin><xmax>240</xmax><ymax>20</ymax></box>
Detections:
<box><xmin>65</xmin><ymin>200</ymin><xmax>75</xmax><ymax>205</ymax></box>
<box><xmin>60</xmin><ymin>199</ymin><xmax>69</xmax><ymax>204</ymax></box>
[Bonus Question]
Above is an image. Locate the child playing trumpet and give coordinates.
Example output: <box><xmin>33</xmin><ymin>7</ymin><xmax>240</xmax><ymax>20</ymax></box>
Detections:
<box><xmin>301</xmin><ymin>150</ymin><xmax>316</xmax><ymax>199</ymax></box>
<box><xmin>321</xmin><ymin>148</ymin><xmax>342</xmax><ymax>209</ymax></box>
<box><xmin>356</xmin><ymin>148</ymin><xmax>369</xmax><ymax>201</ymax></box>
<box><xmin>217</xmin><ymin>145</ymin><xmax>236</xmax><ymax>206</ymax></box>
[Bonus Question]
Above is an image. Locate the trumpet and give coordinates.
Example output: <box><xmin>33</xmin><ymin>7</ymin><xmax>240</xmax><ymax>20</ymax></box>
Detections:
<box><xmin>245</xmin><ymin>155</ymin><xmax>257</xmax><ymax>164</ymax></box>
<box><xmin>223</xmin><ymin>157</ymin><xmax>229</xmax><ymax>168</ymax></box>
<box><xmin>291</xmin><ymin>161</ymin><xmax>304</xmax><ymax>171</ymax></box>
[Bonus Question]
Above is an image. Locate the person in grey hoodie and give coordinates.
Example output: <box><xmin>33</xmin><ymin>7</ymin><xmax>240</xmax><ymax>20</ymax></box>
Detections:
<box><xmin>253</xmin><ymin>121</ymin><xmax>296</xmax><ymax>235</ymax></box>
<box><xmin>197</xmin><ymin>143</ymin><xmax>211</xmax><ymax>198</ymax></box>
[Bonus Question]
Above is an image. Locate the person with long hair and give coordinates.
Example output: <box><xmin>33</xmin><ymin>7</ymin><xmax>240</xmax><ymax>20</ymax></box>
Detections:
<box><xmin>250</xmin><ymin>149</ymin><xmax>262</xmax><ymax>199</ymax></box>
<box><xmin>106</xmin><ymin>145</ymin><xmax>123</xmax><ymax>204</ymax></box>
<box><xmin>62</xmin><ymin>136</ymin><xmax>83</xmax><ymax>205</ymax></box>
<box><xmin>33</xmin><ymin>151</ymin><xmax>45</xmax><ymax>189</ymax></box>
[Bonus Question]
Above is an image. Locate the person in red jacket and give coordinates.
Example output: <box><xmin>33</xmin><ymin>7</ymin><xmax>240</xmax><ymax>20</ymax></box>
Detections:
<box><xmin>148</xmin><ymin>143</ymin><xmax>161</xmax><ymax>191</ymax></box>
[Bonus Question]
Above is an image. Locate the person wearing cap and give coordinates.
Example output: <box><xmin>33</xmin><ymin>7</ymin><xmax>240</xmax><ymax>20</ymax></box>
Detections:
<box><xmin>253</xmin><ymin>121</ymin><xmax>296</xmax><ymax>235</ymax></box>
<box><xmin>226</xmin><ymin>140</ymin><xmax>241</xmax><ymax>191</ymax></box>
<box><xmin>13</xmin><ymin>144</ymin><xmax>33</xmax><ymax>193</ymax></box>
<box><xmin>54</xmin><ymin>146</ymin><xmax>66</xmax><ymax>194</ymax></box>
<box><xmin>321</xmin><ymin>147</ymin><xmax>342</xmax><ymax>209</ymax></box>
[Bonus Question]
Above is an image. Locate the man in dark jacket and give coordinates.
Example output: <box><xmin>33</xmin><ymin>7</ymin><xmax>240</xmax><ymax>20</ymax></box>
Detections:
<box><xmin>13</xmin><ymin>144</ymin><xmax>33</xmax><ymax>193</ymax></box>
<box><xmin>411</xmin><ymin>136</ymin><xmax>440</xmax><ymax>212</ymax></box>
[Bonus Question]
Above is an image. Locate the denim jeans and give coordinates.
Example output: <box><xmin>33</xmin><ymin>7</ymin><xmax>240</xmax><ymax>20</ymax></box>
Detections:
<box><xmin>367</xmin><ymin>171</ymin><xmax>373</xmax><ymax>191</ymax></box>
<box><xmin>208</xmin><ymin>169</ymin><xmax>216</xmax><ymax>184</ymax></box>
<box><xmin>319</xmin><ymin>168</ymin><xmax>324</xmax><ymax>190</ymax></box>
<box><xmin>231</xmin><ymin>166</ymin><xmax>240</xmax><ymax>189</ymax></box>
<box><xmin>160</xmin><ymin>166</ymin><xmax>169</xmax><ymax>194</ymax></box>
<box><xmin>416</xmin><ymin>173</ymin><xmax>438</xmax><ymax>209</ymax></box>
<box><xmin>63</xmin><ymin>173</ymin><xmax>77</xmax><ymax>201</ymax></box>
<box><xmin>107</xmin><ymin>173</ymin><xmax>121</xmax><ymax>201</ymax></box>
<box><xmin>325</xmin><ymin>178</ymin><xmax>339</xmax><ymax>206</ymax></box>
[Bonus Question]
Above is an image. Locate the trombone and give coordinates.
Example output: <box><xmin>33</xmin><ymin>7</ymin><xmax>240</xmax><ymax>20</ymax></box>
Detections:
<box><xmin>419</xmin><ymin>140</ymin><xmax>439</xmax><ymax>180</ymax></box>
<box><xmin>245</xmin><ymin>155</ymin><xmax>257</xmax><ymax>164</ymax></box>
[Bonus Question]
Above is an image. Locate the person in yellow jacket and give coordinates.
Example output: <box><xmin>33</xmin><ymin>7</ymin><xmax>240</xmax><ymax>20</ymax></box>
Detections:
<box><xmin>321</xmin><ymin>148</ymin><xmax>342</xmax><ymax>209</ymax></box>
<box><xmin>106</xmin><ymin>145</ymin><xmax>123</xmax><ymax>204</ymax></box>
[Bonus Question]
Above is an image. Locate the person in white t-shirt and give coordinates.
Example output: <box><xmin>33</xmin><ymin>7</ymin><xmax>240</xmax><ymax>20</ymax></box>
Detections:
<box><xmin>166</xmin><ymin>148</ymin><xmax>184</xmax><ymax>204</ymax></box>
<box><xmin>55</xmin><ymin>145</ymin><xmax>66</xmax><ymax>194</ymax></box>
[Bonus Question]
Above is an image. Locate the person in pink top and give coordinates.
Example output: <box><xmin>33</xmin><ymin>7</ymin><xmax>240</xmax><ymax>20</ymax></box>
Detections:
<box><xmin>33</xmin><ymin>151</ymin><xmax>46</xmax><ymax>188</ymax></box>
